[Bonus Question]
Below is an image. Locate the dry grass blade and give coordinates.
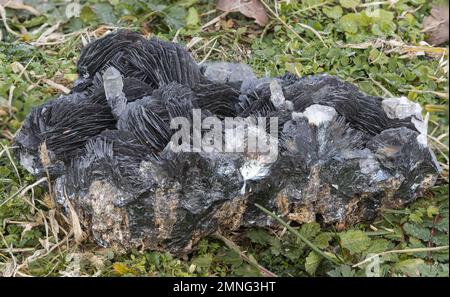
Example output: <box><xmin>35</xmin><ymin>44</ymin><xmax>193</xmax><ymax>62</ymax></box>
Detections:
<box><xmin>48</xmin><ymin>209</ymin><xmax>60</xmax><ymax>244</ymax></box>
<box><xmin>0</xmin><ymin>231</ymin><xmax>18</xmax><ymax>276</ymax></box>
<box><xmin>7</xmin><ymin>85</ymin><xmax>15</xmax><ymax>115</ymax></box>
<box><xmin>0</xmin><ymin>4</ymin><xmax>21</xmax><ymax>37</ymax></box>
<box><xmin>201</xmin><ymin>11</ymin><xmax>228</xmax><ymax>30</ymax></box>
<box><xmin>41</xmin><ymin>78</ymin><xmax>70</xmax><ymax>94</ymax></box>
<box><xmin>339</xmin><ymin>39</ymin><xmax>449</xmax><ymax>59</ymax></box>
<box><xmin>368</xmin><ymin>74</ymin><xmax>394</xmax><ymax>97</ymax></box>
<box><xmin>399</xmin><ymin>89</ymin><xmax>449</xmax><ymax>100</ymax></box>
<box><xmin>297</xmin><ymin>23</ymin><xmax>328</xmax><ymax>48</ymax></box>
<box><xmin>0</xmin><ymin>177</ymin><xmax>48</xmax><ymax>208</ymax></box>
<box><xmin>65</xmin><ymin>194</ymin><xmax>84</xmax><ymax>245</ymax></box>
<box><xmin>0</xmin><ymin>0</ymin><xmax>40</xmax><ymax>16</ymax></box>
<box><xmin>35</xmin><ymin>21</ymin><xmax>61</xmax><ymax>44</ymax></box>
<box><xmin>14</xmin><ymin>229</ymin><xmax>74</xmax><ymax>275</ymax></box>
<box><xmin>0</xmin><ymin>143</ymin><xmax>22</xmax><ymax>186</ymax></box>
<box><xmin>199</xmin><ymin>38</ymin><xmax>218</xmax><ymax>64</ymax></box>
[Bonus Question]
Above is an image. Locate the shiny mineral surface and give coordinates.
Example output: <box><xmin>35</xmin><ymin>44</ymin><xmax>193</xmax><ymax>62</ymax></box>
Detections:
<box><xmin>14</xmin><ymin>30</ymin><xmax>440</xmax><ymax>254</ymax></box>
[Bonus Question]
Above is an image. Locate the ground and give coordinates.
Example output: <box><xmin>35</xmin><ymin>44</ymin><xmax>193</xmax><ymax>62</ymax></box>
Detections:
<box><xmin>0</xmin><ymin>0</ymin><xmax>448</xmax><ymax>277</ymax></box>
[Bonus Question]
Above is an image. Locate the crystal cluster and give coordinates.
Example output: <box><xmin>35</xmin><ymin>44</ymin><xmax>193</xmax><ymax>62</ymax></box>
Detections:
<box><xmin>14</xmin><ymin>30</ymin><xmax>440</xmax><ymax>254</ymax></box>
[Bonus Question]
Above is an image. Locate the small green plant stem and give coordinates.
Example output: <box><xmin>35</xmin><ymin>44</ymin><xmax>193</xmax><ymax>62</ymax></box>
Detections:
<box><xmin>352</xmin><ymin>245</ymin><xmax>449</xmax><ymax>268</ymax></box>
<box><xmin>212</xmin><ymin>233</ymin><xmax>278</xmax><ymax>277</ymax></box>
<box><xmin>255</xmin><ymin>203</ymin><xmax>341</xmax><ymax>265</ymax></box>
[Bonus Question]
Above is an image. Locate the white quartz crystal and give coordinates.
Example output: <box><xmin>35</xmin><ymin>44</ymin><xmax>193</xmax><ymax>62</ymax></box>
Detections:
<box><xmin>302</xmin><ymin>104</ymin><xmax>337</xmax><ymax>126</ymax></box>
<box><xmin>102</xmin><ymin>66</ymin><xmax>124</xmax><ymax>100</ymax></box>
<box><xmin>412</xmin><ymin>112</ymin><xmax>429</xmax><ymax>147</ymax></box>
<box><xmin>270</xmin><ymin>79</ymin><xmax>286</xmax><ymax>110</ymax></box>
<box><xmin>382</xmin><ymin>97</ymin><xmax>422</xmax><ymax>120</ymax></box>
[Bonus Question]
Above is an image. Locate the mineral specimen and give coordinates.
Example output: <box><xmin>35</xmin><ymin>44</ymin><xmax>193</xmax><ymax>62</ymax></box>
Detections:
<box><xmin>14</xmin><ymin>30</ymin><xmax>441</xmax><ymax>254</ymax></box>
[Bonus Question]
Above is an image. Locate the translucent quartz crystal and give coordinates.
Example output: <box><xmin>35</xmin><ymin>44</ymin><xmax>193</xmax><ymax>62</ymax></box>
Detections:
<box><xmin>291</xmin><ymin>111</ymin><xmax>304</xmax><ymax>122</ymax></box>
<box><xmin>102</xmin><ymin>66</ymin><xmax>124</xmax><ymax>100</ymax></box>
<box><xmin>270</xmin><ymin>79</ymin><xmax>285</xmax><ymax>110</ymax></box>
<box><xmin>201</xmin><ymin>62</ymin><xmax>256</xmax><ymax>83</ymax></box>
<box><xmin>382</xmin><ymin>97</ymin><xmax>428</xmax><ymax>147</ymax></box>
<box><xmin>382</xmin><ymin>97</ymin><xmax>422</xmax><ymax>120</ymax></box>
<box><xmin>285</xmin><ymin>100</ymin><xmax>294</xmax><ymax>111</ymax></box>
<box><xmin>412</xmin><ymin>113</ymin><xmax>429</xmax><ymax>147</ymax></box>
<box><xmin>102</xmin><ymin>66</ymin><xmax>126</xmax><ymax>117</ymax></box>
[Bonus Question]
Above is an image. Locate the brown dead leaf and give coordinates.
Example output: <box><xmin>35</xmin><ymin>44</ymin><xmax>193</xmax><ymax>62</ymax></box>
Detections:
<box><xmin>0</xmin><ymin>0</ymin><xmax>40</xmax><ymax>16</ymax></box>
<box><xmin>335</xmin><ymin>222</ymin><xmax>346</xmax><ymax>232</ymax></box>
<box><xmin>422</xmin><ymin>4</ymin><xmax>449</xmax><ymax>46</ymax></box>
<box><xmin>41</xmin><ymin>78</ymin><xmax>71</xmax><ymax>94</ymax></box>
<box><xmin>216</xmin><ymin>0</ymin><xmax>269</xmax><ymax>26</ymax></box>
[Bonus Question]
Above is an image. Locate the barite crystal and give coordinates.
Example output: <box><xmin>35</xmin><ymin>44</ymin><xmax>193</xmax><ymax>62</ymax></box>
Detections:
<box><xmin>14</xmin><ymin>30</ymin><xmax>441</xmax><ymax>254</ymax></box>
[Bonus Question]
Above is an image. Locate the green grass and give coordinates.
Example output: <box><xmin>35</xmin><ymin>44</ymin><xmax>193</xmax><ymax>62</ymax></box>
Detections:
<box><xmin>0</xmin><ymin>0</ymin><xmax>448</xmax><ymax>277</ymax></box>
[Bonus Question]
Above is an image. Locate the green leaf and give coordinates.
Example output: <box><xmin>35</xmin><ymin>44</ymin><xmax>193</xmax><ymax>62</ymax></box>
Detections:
<box><xmin>179</xmin><ymin>0</ymin><xmax>199</xmax><ymax>7</ymax></box>
<box><xmin>365</xmin><ymin>239</ymin><xmax>392</xmax><ymax>255</ymax></box>
<box><xmin>366</xmin><ymin>9</ymin><xmax>394</xmax><ymax>23</ymax></box>
<box><xmin>215</xmin><ymin>249</ymin><xmax>243</xmax><ymax>266</ymax></box>
<box><xmin>92</xmin><ymin>3</ymin><xmax>117</xmax><ymax>24</ymax></box>
<box><xmin>417</xmin><ymin>263</ymin><xmax>449</xmax><ymax>277</ymax></box>
<box><xmin>233</xmin><ymin>263</ymin><xmax>261</xmax><ymax>276</ymax></box>
<box><xmin>65</xmin><ymin>17</ymin><xmax>84</xmax><ymax>32</ymax></box>
<box><xmin>192</xmin><ymin>254</ymin><xmax>213</xmax><ymax>267</ymax></box>
<box><xmin>339</xmin><ymin>13</ymin><xmax>359</xmax><ymax>34</ymax></box>
<box><xmin>339</xmin><ymin>0</ymin><xmax>361</xmax><ymax>9</ymax></box>
<box><xmin>340</xmin><ymin>230</ymin><xmax>371</xmax><ymax>254</ymax></box>
<box><xmin>186</xmin><ymin>7</ymin><xmax>199</xmax><ymax>28</ymax></box>
<box><xmin>300</xmin><ymin>222</ymin><xmax>321</xmax><ymax>240</ymax></box>
<box><xmin>368</xmin><ymin>48</ymin><xmax>388</xmax><ymax>65</ymax></box>
<box><xmin>247</xmin><ymin>229</ymin><xmax>270</xmax><ymax>245</ymax></box>
<box><xmin>305</xmin><ymin>251</ymin><xmax>322</xmax><ymax>275</ymax></box>
<box><xmin>147</xmin><ymin>2</ymin><xmax>167</xmax><ymax>12</ymax></box>
<box><xmin>79</xmin><ymin>6</ymin><xmax>97</xmax><ymax>24</ymax></box>
<box><xmin>427</xmin><ymin>206</ymin><xmax>439</xmax><ymax>218</ymax></box>
<box><xmin>0</xmin><ymin>166</ymin><xmax>11</xmax><ymax>177</ymax></box>
<box><xmin>394</xmin><ymin>258</ymin><xmax>425</xmax><ymax>276</ymax></box>
<box><xmin>436</xmin><ymin>217</ymin><xmax>449</xmax><ymax>232</ymax></box>
<box><xmin>431</xmin><ymin>234</ymin><xmax>449</xmax><ymax>246</ymax></box>
<box><xmin>409</xmin><ymin>210</ymin><xmax>424</xmax><ymax>223</ymax></box>
<box><xmin>164</xmin><ymin>6</ymin><xmax>187</xmax><ymax>30</ymax></box>
<box><xmin>313</xmin><ymin>232</ymin><xmax>332</xmax><ymax>249</ymax></box>
<box><xmin>327</xmin><ymin>265</ymin><xmax>356</xmax><ymax>277</ymax></box>
<box><xmin>269</xmin><ymin>237</ymin><xmax>282</xmax><ymax>256</ymax></box>
<box><xmin>22</xmin><ymin>15</ymin><xmax>47</xmax><ymax>28</ymax></box>
<box><xmin>403</xmin><ymin>223</ymin><xmax>430</xmax><ymax>242</ymax></box>
<box><xmin>323</xmin><ymin>6</ymin><xmax>343</xmax><ymax>19</ymax></box>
